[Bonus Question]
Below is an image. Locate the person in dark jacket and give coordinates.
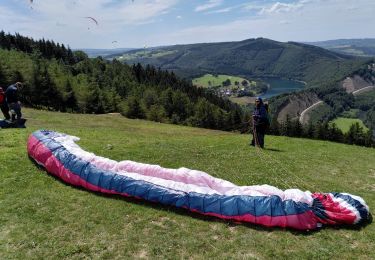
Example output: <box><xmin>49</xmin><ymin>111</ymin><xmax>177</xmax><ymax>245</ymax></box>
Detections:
<box><xmin>0</xmin><ymin>87</ymin><xmax>11</xmax><ymax>120</ymax></box>
<box><xmin>250</xmin><ymin>97</ymin><xmax>268</xmax><ymax>148</ymax></box>
<box><xmin>5</xmin><ymin>82</ymin><xmax>23</xmax><ymax>122</ymax></box>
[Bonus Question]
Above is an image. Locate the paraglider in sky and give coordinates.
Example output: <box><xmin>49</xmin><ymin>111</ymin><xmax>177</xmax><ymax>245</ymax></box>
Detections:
<box><xmin>84</xmin><ymin>16</ymin><xmax>98</xmax><ymax>30</ymax></box>
<box><xmin>27</xmin><ymin>130</ymin><xmax>370</xmax><ymax>231</ymax></box>
<box><xmin>84</xmin><ymin>16</ymin><xmax>98</xmax><ymax>26</ymax></box>
<box><xmin>112</xmin><ymin>41</ymin><xmax>118</xmax><ymax>44</ymax></box>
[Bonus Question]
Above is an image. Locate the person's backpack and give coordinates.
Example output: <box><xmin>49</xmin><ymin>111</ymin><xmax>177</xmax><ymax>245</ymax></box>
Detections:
<box><xmin>0</xmin><ymin>88</ymin><xmax>5</xmax><ymax>104</ymax></box>
<box><xmin>264</xmin><ymin>103</ymin><xmax>271</xmax><ymax>127</ymax></box>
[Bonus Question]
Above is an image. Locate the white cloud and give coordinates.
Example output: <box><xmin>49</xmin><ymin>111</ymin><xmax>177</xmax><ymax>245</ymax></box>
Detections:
<box><xmin>1</xmin><ymin>0</ymin><xmax>375</xmax><ymax>48</ymax></box>
<box><xmin>259</xmin><ymin>1</ymin><xmax>305</xmax><ymax>15</ymax></box>
<box><xmin>195</xmin><ymin>0</ymin><xmax>223</xmax><ymax>12</ymax></box>
<box><xmin>206</xmin><ymin>7</ymin><xmax>232</xmax><ymax>14</ymax></box>
<box><xmin>0</xmin><ymin>0</ymin><xmax>180</xmax><ymax>47</ymax></box>
<box><xmin>157</xmin><ymin>0</ymin><xmax>375</xmax><ymax>45</ymax></box>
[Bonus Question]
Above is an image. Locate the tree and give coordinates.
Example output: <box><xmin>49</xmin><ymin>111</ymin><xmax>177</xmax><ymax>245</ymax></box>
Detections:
<box><xmin>222</xmin><ymin>79</ymin><xmax>231</xmax><ymax>87</ymax></box>
<box><xmin>345</xmin><ymin>122</ymin><xmax>365</xmax><ymax>145</ymax></box>
<box><xmin>122</xmin><ymin>95</ymin><xmax>145</xmax><ymax>119</ymax></box>
<box><xmin>292</xmin><ymin>119</ymin><xmax>303</xmax><ymax>137</ymax></box>
<box><xmin>146</xmin><ymin>104</ymin><xmax>166</xmax><ymax>122</ymax></box>
<box><xmin>63</xmin><ymin>79</ymin><xmax>77</xmax><ymax>112</ymax></box>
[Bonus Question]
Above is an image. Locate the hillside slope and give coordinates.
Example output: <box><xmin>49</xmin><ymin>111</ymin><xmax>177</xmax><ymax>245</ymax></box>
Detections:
<box><xmin>1</xmin><ymin>108</ymin><xmax>374</xmax><ymax>259</ymax></box>
<box><xmin>0</xmin><ymin>31</ymin><xmax>246</xmax><ymax>132</ymax></box>
<box><xmin>307</xmin><ymin>38</ymin><xmax>375</xmax><ymax>57</ymax></box>
<box><xmin>114</xmin><ymin>38</ymin><xmax>368</xmax><ymax>85</ymax></box>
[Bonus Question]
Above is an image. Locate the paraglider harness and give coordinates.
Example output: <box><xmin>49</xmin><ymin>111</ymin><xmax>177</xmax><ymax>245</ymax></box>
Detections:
<box><xmin>0</xmin><ymin>85</ymin><xmax>26</xmax><ymax>128</ymax></box>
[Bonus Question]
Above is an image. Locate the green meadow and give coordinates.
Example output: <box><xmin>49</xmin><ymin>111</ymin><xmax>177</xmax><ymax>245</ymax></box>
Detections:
<box><xmin>192</xmin><ymin>74</ymin><xmax>254</xmax><ymax>88</ymax></box>
<box><xmin>331</xmin><ymin>117</ymin><xmax>369</xmax><ymax>133</ymax></box>
<box><xmin>1</xmin><ymin>108</ymin><xmax>375</xmax><ymax>259</ymax></box>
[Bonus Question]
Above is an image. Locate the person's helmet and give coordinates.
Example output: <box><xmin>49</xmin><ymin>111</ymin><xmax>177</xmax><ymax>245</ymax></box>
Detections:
<box><xmin>255</xmin><ymin>97</ymin><xmax>263</xmax><ymax>103</ymax></box>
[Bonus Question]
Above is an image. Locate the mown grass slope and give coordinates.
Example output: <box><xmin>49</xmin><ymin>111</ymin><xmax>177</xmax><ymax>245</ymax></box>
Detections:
<box><xmin>1</xmin><ymin>108</ymin><xmax>375</xmax><ymax>259</ymax></box>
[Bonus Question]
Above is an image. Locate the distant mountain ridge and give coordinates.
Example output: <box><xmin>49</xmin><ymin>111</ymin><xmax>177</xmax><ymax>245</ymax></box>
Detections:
<box><xmin>306</xmin><ymin>39</ymin><xmax>375</xmax><ymax>57</ymax></box>
<box><xmin>112</xmin><ymin>38</ymin><xmax>368</xmax><ymax>87</ymax></box>
<box><xmin>78</xmin><ymin>48</ymin><xmax>135</xmax><ymax>58</ymax></box>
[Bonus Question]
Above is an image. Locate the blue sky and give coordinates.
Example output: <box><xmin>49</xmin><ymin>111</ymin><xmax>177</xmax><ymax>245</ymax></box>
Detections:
<box><xmin>0</xmin><ymin>0</ymin><xmax>374</xmax><ymax>49</ymax></box>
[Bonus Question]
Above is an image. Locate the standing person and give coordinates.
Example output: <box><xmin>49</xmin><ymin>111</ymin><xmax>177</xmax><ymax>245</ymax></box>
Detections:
<box><xmin>250</xmin><ymin>97</ymin><xmax>268</xmax><ymax>148</ymax></box>
<box><xmin>5</xmin><ymin>82</ymin><xmax>23</xmax><ymax>122</ymax></box>
<box><xmin>0</xmin><ymin>87</ymin><xmax>11</xmax><ymax>120</ymax></box>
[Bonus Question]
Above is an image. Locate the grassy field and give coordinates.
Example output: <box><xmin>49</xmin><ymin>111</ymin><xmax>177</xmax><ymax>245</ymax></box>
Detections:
<box><xmin>331</xmin><ymin>117</ymin><xmax>369</xmax><ymax>133</ymax></box>
<box><xmin>192</xmin><ymin>74</ymin><xmax>254</xmax><ymax>88</ymax></box>
<box><xmin>1</xmin><ymin>108</ymin><xmax>375</xmax><ymax>259</ymax></box>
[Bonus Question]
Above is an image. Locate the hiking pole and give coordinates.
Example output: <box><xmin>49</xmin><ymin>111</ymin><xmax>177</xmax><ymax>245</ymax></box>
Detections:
<box><xmin>253</xmin><ymin>117</ymin><xmax>261</xmax><ymax>148</ymax></box>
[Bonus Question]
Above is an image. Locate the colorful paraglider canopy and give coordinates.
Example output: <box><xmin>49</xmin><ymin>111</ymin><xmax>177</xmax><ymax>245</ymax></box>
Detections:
<box><xmin>27</xmin><ymin>130</ymin><xmax>370</xmax><ymax>231</ymax></box>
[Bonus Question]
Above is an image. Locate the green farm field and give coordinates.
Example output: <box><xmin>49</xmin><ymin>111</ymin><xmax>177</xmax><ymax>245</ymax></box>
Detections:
<box><xmin>192</xmin><ymin>74</ymin><xmax>254</xmax><ymax>88</ymax></box>
<box><xmin>1</xmin><ymin>108</ymin><xmax>374</xmax><ymax>259</ymax></box>
<box><xmin>331</xmin><ymin>117</ymin><xmax>369</xmax><ymax>133</ymax></box>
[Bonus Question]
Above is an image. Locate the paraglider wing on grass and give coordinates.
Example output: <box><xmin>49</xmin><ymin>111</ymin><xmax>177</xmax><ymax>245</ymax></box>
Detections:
<box><xmin>27</xmin><ymin>130</ymin><xmax>370</xmax><ymax>230</ymax></box>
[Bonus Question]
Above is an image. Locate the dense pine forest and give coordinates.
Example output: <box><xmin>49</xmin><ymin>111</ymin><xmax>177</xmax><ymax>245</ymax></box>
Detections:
<box><xmin>0</xmin><ymin>32</ymin><xmax>245</xmax><ymax>131</ymax></box>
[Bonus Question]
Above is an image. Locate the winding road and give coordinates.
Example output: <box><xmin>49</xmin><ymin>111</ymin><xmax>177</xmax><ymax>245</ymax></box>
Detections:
<box><xmin>299</xmin><ymin>101</ymin><xmax>323</xmax><ymax>124</ymax></box>
<box><xmin>352</xmin><ymin>86</ymin><xmax>375</xmax><ymax>96</ymax></box>
<box><xmin>299</xmin><ymin>86</ymin><xmax>375</xmax><ymax>124</ymax></box>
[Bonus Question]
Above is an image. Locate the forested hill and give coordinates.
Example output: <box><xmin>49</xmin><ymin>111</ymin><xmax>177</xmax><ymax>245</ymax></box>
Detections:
<box><xmin>112</xmin><ymin>38</ymin><xmax>369</xmax><ymax>85</ymax></box>
<box><xmin>0</xmin><ymin>32</ymin><xmax>245</xmax><ymax>131</ymax></box>
<box><xmin>307</xmin><ymin>38</ymin><xmax>375</xmax><ymax>57</ymax></box>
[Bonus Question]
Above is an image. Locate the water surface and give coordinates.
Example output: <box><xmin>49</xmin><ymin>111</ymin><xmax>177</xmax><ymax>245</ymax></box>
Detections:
<box><xmin>260</xmin><ymin>78</ymin><xmax>306</xmax><ymax>99</ymax></box>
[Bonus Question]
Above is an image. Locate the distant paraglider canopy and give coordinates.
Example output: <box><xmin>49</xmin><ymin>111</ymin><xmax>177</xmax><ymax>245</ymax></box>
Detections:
<box><xmin>84</xmin><ymin>16</ymin><xmax>99</xmax><ymax>26</ymax></box>
<box><xmin>84</xmin><ymin>16</ymin><xmax>99</xmax><ymax>30</ymax></box>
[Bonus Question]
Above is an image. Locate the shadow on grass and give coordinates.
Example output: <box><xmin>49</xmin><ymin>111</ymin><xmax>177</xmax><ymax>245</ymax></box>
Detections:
<box><xmin>248</xmin><ymin>145</ymin><xmax>284</xmax><ymax>152</ymax></box>
<box><xmin>28</xmin><ymin>156</ymin><xmax>372</xmax><ymax>235</ymax></box>
<box><xmin>263</xmin><ymin>147</ymin><xmax>283</xmax><ymax>152</ymax></box>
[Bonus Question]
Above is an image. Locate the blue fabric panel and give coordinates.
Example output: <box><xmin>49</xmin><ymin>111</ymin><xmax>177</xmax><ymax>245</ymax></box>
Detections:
<box><xmin>159</xmin><ymin>191</ymin><xmax>184</xmax><ymax>206</ymax></box>
<box><xmin>189</xmin><ymin>193</ymin><xmax>205</xmax><ymax>212</ymax></box>
<box><xmin>221</xmin><ymin>196</ymin><xmax>239</xmax><ymax>216</ymax></box>
<box><xmin>86</xmin><ymin>165</ymin><xmax>102</xmax><ymax>187</ymax></box>
<box><xmin>204</xmin><ymin>195</ymin><xmax>221</xmax><ymax>214</ymax></box>
<box><xmin>98</xmin><ymin>171</ymin><xmax>114</xmax><ymax>189</ymax></box>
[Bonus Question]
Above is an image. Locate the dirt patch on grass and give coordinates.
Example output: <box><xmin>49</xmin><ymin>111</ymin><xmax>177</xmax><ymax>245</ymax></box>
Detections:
<box><xmin>133</xmin><ymin>249</ymin><xmax>148</xmax><ymax>259</ymax></box>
